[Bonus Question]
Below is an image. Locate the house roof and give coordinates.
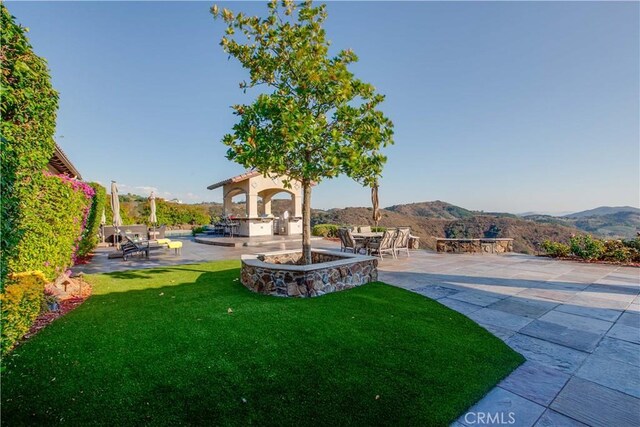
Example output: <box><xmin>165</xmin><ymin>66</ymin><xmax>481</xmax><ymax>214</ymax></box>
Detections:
<box><xmin>48</xmin><ymin>143</ymin><xmax>82</xmax><ymax>180</ymax></box>
<box><xmin>206</xmin><ymin>171</ymin><xmax>261</xmax><ymax>190</ymax></box>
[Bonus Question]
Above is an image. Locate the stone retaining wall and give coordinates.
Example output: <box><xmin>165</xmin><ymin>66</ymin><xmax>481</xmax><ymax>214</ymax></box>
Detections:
<box><xmin>436</xmin><ymin>238</ymin><xmax>513</xmax><ymax>254</ymax></box>
<box><xmin>241</xmin><ymin>249</ymin><xmax>378</xmax><ymax>297</ymax></box>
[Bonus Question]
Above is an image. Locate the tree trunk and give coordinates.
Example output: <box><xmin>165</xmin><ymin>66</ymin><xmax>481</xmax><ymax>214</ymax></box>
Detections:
<box><xmin>302</xmin><ymin>180</ymin><xmax>312</xmax><ymax>265</ymax></box>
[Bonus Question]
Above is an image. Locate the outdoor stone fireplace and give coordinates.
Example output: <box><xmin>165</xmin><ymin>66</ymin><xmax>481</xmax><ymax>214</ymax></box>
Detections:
<box><xmin>240</xmin><ymin>249</ymin><xmax>378</xmax><ymax>297</ymax></box>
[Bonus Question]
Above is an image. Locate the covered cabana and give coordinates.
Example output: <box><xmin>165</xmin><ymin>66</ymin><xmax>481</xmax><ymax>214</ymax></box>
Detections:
<box><xmin>207</xmin><ymin>171</ymin><xmax>303</xmax><ymax>237</ymax></box>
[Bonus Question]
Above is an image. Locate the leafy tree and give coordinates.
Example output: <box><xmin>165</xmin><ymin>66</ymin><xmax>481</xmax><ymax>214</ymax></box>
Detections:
<box><xmin>212</xmin><ymin>0</ymin><xmax>394</xmax><ymax>263</ymax></box>
<box><xmin>1</xmin><ymin>4</ymin><xmax>59</xmax><ymax>285</ymax></box>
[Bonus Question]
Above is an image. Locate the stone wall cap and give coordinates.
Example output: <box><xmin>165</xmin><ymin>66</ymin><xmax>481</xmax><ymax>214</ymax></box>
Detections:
<box><xmin>241</xmin><ymin>249</ymin><xmax>376</xmax><ymax>272</ymax></box>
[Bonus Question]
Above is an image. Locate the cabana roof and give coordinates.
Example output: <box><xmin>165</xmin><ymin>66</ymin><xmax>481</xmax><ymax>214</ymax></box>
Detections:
<box><xmin>207</xmin><ymin>171</ymin><xmax>261</xmax><ymax>190</ymax></box>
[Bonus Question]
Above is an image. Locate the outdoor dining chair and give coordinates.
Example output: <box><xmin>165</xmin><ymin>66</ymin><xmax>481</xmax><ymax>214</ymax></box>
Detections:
<box><xmin>338</xmin><ymin>228</ymin><xmax>366</xmax><ymax>254</ymax></box>
<box><xmin>394</xmin><ymin>227</ymin><xmax>411</xmax><ymax>258</ymax></box>
<box><xmin>368</xmin><ymin>229</ymin><xmax>397</xmax><ymax>259</ymax></box>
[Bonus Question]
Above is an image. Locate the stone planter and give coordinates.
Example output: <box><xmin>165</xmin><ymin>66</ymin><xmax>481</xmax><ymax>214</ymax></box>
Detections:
<box><xmin>240</xmin><ymin>249</ymin><xmax>378</xmax><ymax>297</ymax></box>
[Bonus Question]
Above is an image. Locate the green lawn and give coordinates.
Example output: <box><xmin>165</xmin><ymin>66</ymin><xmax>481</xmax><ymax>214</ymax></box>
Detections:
<box><xmin>2</xmin><ymin>261</ymin><xmax>523</xmax><ymax>426</ymax></box>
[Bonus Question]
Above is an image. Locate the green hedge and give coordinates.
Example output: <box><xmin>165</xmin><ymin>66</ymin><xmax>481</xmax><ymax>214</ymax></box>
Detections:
<box><xmin>1</xmin><ymin>271</ymin><xmax>47</xmax><ymax>355</ymax></box>
<box><xmin>312</xmin><ymin>224</ymin><xmax>386</xmax><ymax>237</ymax></box>
<box><xmin>312</xmin><ymin>224</ymin><xmax>340</xmax><ymax>237</ymax></box>
<box><xmin>77</xmin><ymin>183</ymin><xmax>107</xmax><ymax>257</ymax></box>
<box><xmin>8</xmin><ymin>173</ymin><xmax>93</xmax><ymax>281</ymax></box>
<box><xmin>0</xmin><ymin>4</ymin><xmax>59</xmax><ymax>285</ymax></box>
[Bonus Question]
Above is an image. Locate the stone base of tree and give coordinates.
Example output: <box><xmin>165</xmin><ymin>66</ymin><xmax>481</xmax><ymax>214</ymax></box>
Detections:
<box><xmin>240</xmin><ymin>249</ymin><xmax>378</xmax><ymax>297</ymax></box>
<box><xmin>436</xmin><ymin>238</ymin><xmax>514</xmax><ymax>254</ymax></box>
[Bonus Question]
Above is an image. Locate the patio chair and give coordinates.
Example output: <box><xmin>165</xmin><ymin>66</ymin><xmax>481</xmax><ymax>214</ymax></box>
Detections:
<box><xmin>359</xmin><ymin>225</ymin><xmax>372</xmax><ymax>233</ymax></box>
<box><xmin>394</xmin><ymin>227</ymin><xmax>411</xmax><ymax>258</ymax></box>
<box><xmin>338</xmin><ymin>228</ymin><xmax>366</xmax><ymax>254</ymax></box>
<box><xmin>368</xmin><ymin>229</ymin><xmax>397</xmax><ymax>259</ymax></box>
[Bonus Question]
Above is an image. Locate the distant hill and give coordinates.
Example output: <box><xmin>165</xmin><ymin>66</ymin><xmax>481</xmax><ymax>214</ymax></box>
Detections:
<box><xmin>519</xmin><ymin>211</ymin><xmax>574</xmax><ymax>217</ymax></box>
<box><xmin>568</xmin><ymin>211</ymin><xmax>640</xmax><ymax>238</ymax></box>
<box><xmin>564</xmin><ymin>206</ymin><xmax>640</xmax><ymax>218</ymax></box>
<box><xmin>522</xmin><ymin>206</ymin><xmax>640</xmax><ymax>238</ymax></box>
<box><xmin>385</xmin><ymin>201</ymin><xmax>474</xmax><ymax>219</ymax></box>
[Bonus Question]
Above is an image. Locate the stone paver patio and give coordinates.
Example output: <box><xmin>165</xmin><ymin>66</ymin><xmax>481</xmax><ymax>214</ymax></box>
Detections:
<box><xmin>74</xmin><ymin>239</ymin><xmax>640</xmax><ymax>427</ymax></box>
<box><xmin>381</xmin><ymin>252</ymin><xmax>639</xmax><ymax>427</ymax></box>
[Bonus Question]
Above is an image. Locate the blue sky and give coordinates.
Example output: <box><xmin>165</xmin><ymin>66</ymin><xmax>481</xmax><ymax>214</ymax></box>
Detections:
<box><xmin>6</xmin><ymin>1</ymin><xmax>639</xmax><ymax>213</ymax></box>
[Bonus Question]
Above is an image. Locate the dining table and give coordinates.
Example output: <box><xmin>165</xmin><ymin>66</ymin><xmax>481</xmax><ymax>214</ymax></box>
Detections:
<box><xmin>352</xmin><ymin>232</ymin><xmax>383</xmax><ymax>253</ymax></box>
<box><xmin>352</xmin><ymin>232</ymin><xmax>383</xmax><ymax>239</ymax></box>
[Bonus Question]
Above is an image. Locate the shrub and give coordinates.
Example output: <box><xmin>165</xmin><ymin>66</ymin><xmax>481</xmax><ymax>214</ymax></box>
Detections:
<box><xmin>601</xmin><ymin>240</ymin><xmax>633</xmax><ymax>263</ymax></box>
<box><xmin>312</xmin><ymin>224</ymin><xmax>340</xmax><ymax>238</ymax></box>
<box><xmin>541</xmin><ymin>240</ymin><xmax>570</xmax><ymax>258</ymax></box>
<box><xmin>570</xmin><ymin>235</ymin><xmax>605</xmax><ymax>261</ymax></box>
<box><xmin>623</xmin><ymin>237</ymin><xmax>640</xmax><ymax>251</ymax></box>
<box><xmin>1</xmin><ymin>271</ymin><xmax>47</xmax><ymax>354</ymax></box>
<box><xmin>77</xmin><ymin>182</ymin><xmax>107</xmax><ymax>257</ymax></box>
<box><xmin>192</xmin><ymin>225</ymin><xmax>207</xmax><ymax>236</ymax></box>
<box><xmin>372</xmin><ymin>226</ymin><xmax>387</xmax><ymax>233</ymax></box>
<box><xmin>0</xmin><ymin>5</ymin><xmax>59</xmax><ymax>286</ymax></box>
<box><xmin>8</xmin><ymin>172</ymin><xmax>93</xmax><ymax>281</ymax></box>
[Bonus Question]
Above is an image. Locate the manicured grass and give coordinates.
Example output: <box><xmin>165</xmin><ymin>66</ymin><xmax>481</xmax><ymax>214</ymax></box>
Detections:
<box><xmin>2</xmin><ymin>261</ymin><xmax>523</xmax><ymax>426</ymax></box>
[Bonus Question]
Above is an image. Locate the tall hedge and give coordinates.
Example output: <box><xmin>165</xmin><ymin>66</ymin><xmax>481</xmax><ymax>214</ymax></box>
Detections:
<box><xmin>77</xmin><ymin>183</ymin><xmax>107</xmax><ymax>257</ymax></box>
<box><xmin>1</xmin><ymin>4</ymin><xmax>59</xmax><ymax>285</ymax></box>
<box><xmin>8</xmin><ymin>173</ymin><xmax>94</xmax><ymax>281</ymax></box>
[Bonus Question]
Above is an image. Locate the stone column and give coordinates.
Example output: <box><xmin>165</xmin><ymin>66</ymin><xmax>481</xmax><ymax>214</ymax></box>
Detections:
<box><xmin>223</xmin><ymin>189</ymin><xmax>233</xmax><ymax>217</ymax></box>
<box><xmin>263</xmin><ymin>195</ymin><xmax>272</xmax><ymax>216</ymax></box>
<box><xmin>246</xmin><ymin>193</ymin><xmax>258</xmax><ymax>218</ymax></box>
<box><xmin>293</xmin><ymin>193</ymin><xmax>302</xmax><ymax>218</ymax></box>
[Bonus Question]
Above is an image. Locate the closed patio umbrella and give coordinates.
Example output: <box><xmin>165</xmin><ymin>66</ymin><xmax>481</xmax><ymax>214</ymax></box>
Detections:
<box><xmin>149</xmin><ymin>191</ymin><xmax>157</xmax><ymax>240</ymax></box>
<box><xmin>111</xmin><ymin>181</ymin><xmax>122</xmax><ymax>246</ymax></box>
<box><xmin>371</xmin><ymin>183</ymin><xmax>382</xmax><ymax>227</ymax></box>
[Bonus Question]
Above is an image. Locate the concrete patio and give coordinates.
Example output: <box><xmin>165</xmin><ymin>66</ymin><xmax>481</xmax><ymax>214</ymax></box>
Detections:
<box><xmin>74</xmin><ymin>239</ymin><xmax>639</xmax><ymax>427</ymax></box>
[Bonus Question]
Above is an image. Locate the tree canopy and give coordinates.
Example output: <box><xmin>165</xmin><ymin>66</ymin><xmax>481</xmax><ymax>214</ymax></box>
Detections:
<box><xmin>212</xmin><ymin>0</ymin><xmax>394</xmax><ymax>189</ymax></box>
<box><xmin>213</xmin><ymin>0</ymin><xmax>394</xmax><ymax>263</ymax></box>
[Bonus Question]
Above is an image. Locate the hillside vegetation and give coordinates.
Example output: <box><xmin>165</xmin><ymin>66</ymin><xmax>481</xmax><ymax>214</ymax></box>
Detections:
<box><xmin>385</xmin><ymin>201</ymin><xmax>474</xmax><ymax>219</ymax></box>
<box><xmin>524</xmin><ymin>210</ymin><xmax>639</xmax><ymax>239</ymax></box>
<box><xmin>564</xmin><ymin>206</ymin><xmax>640</xmax><ymax>218</ymax></box>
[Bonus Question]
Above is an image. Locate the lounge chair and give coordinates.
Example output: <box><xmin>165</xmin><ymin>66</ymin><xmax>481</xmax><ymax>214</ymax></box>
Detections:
<box><xmin>368</xmin><ymin>229</ymin><xmax>397</xmax><ymax>259</ymax></box>
<box><xmin>394</xmin><ymin>227</ymin><xmax>411</xmax><ymax>258</ymax></box>
<box><xmin>120</xmin><ymin>234</ymin><xmax>150</xmax><ymax>261</ymax></box>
